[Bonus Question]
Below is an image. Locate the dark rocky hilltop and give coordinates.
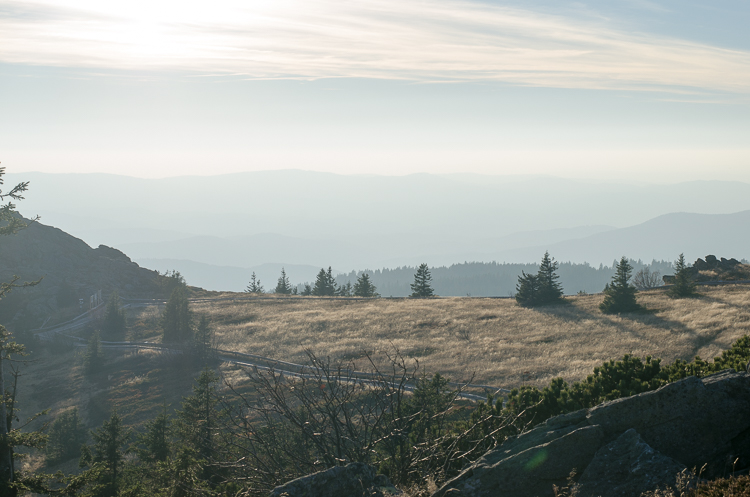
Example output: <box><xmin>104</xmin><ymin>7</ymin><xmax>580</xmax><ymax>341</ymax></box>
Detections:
<box><xmin>0</xmin><ymin>219</ymin><xmax>163</xmax><ymax>330</ymax></box>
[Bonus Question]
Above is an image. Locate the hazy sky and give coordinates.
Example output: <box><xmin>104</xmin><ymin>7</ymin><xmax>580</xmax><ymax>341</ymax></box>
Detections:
<box><xmin>2</xmin><ymin>0</ymin><xmax>749</xmax><ymax>181</ymax></box>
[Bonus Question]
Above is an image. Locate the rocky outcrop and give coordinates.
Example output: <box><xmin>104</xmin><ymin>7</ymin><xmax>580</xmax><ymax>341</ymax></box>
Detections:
<box><xmin>576</xmin><ymin>429</ymin><xmax>691</xmax><ymax>497</ymax></box>
<box><xmin>0</xmin><ymin>219</ymin><xmax>163</xmax><ymax>328</ymax></box>
<box><xmin>269</xmin><ymin>462</ymin><xmax>400</xmax><ymax>497</ymax></box>
<box><xmin>663</xmin><ymin>254</ymin><xmax>750</xmax><ymax>284</ymax></box>
<box><xmin>433</xmin><ymin>370</ymin><xmax>750</xmax><ymax>497</ymax></box>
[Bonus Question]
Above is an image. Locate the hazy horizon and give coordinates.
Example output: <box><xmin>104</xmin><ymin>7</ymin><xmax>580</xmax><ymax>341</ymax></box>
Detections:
<box><xmin>7</xmin><ymin>170</ymin><xmax>750</xmax><ymax>292</ymax></box>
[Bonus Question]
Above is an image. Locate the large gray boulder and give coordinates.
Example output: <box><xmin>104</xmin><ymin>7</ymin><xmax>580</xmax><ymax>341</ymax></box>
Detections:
<box><xmin>433</xmin><ymin>370</ymin><xmax>750</xmax><ymax>497</ymax></box>
<box><xmin>269</xmin><ymin>462</ymin><xmax>400</xmax><ymax>497</ymax></box>
<box><xmin>434</xmin><ymin>425</ymin><xmax>603</xmax><ymax>497</ymax></box>
<box><xmin>576</xmin><ymin>429</ymin><xmax>690</xmax><ymax>497</ymax></box>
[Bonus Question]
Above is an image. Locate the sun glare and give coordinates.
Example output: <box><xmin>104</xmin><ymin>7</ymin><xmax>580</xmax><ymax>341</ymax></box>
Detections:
<box><xmin>3</xmin><ymin>0</ymin><xmax>749</xmax><ymax>93</ymax></box>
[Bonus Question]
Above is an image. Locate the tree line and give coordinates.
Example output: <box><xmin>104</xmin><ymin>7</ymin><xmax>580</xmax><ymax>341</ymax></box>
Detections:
<box><xmin>321</xmin><ymin>259</ymin><xmax>676</xmax><ymax>297</ymax></box>
<box><xmin>515</xmin><ymin>251</ymin><xmax>699</xmax><ymax>313</ymax></box>
<box><xmin>244</xmin><ymin>263</ymin><xmax>438</xmax><ymax>298</ymax></box>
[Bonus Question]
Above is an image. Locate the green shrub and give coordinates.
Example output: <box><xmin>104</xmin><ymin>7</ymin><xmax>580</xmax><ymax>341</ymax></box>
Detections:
<box><xmin>473</xmin><ymin>335</ymin><xmax>750</xmax><ymax>443</ymax></box>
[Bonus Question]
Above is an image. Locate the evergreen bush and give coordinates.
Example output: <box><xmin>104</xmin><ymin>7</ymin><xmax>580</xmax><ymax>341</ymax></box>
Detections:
<box><xmin>599</xmin><ymin>256</ymin><xmax>641</xmax><ymax>313</ymax></box>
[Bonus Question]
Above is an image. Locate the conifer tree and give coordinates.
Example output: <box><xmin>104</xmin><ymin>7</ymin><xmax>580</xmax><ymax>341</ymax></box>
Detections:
<box><xmin>336</xmin><ymin>281</ymin><xmax>353</xmax><ymax>297</ymax></box>
<box><xmin>0</xmin><ymin>165</ymin><xmax>37</xmax><ymax>239</ymax></box>
<box><xmin>46</xmin><ymin>408</ymin><xmax>87</xmax><ymax>464</ymax></box>
<box><xmin>0</xmin><ymin>325</ymin><xmax>32</xmax><ymax>492</ymax></box>
<box><xmin>0</xmin><ymin>165</ymin><xmax>41</xmax><ymax>301</ymax></box>
<box><xmin>162</xmin><ymin>287</ymin><xmax>192</xmax><ymax>344</ymax></box>
<box><xmin>158</xmin><ymin>269</ymin><xmax>186</xmax><ymax>298</ymax></box>
<box><xmin>80</xmin><ymin>411</ymin><xmax>131</xmax><ymax>497</ymax></box>
<box><xmin>312</xmin><ymin>267</ymin><xmax>337</xmax><ymax>296</ymax></box>
<box><xmin>101</xmin><ymin>292</ymin><xmax>126</xmax><ymax>339</ymax></box>
<box><xmin>0</xmin><ymin>168</ymin><xmax>45</xmax><ymax>493</ymax></box>
<box><xmin>600</xmin><ymin>256</ymin><xmax>641</xmax><ymax>314</ymax></box>
<box><xmin>301</xmin><ymin>284</ymin><xmax>313</xmax><ymax>296</ymax></box>
<box><xmin>83</xmin><ymin>330</ymin><xmax>104</xmax><ymax>376</ymax></box>
<box><xmin>136</xmin><ymin>407</ymin><xmax>171</xmax><ymax>464</ymax></box>
<box><xmin>515</xmin><ymin>272</ymin><xmax>540</xmax><ymax>307</ymax></box>
<box><xmin>410</xmin><ymin>263</ymin><xmax>435</xmax><ymax>298</ymax></box>
<box><xmin>274</xmin><ymin>268</ymin><xmax>292</xmax><ymax>295</ymax></box>
<box><xmin>245</xmin><ymin>272</ymin><xmax>264</xmax><ymax>294</ymax></box>
<box><xmin>515</xmin><ymin>252</ymin><xmax>564</xmax><ymax>307</ymax></box>
<box><xmin>353</xmin><ymin>273</ymin><xmax>379</xmax><ymax>297</ymax></box>
<box><xmin>668</xmin><ymin>253</ymin><xmax>698</xmax><ymax>298</ymax></box>
<box><xmin>537</xmin><ymin>251</ymin><xmax>564</xmax><ymax>303</ymax></box>
<box><xmin>174</xmin><ymin>369</ymin><xmax>226</xmax><ymax>486</ymax></box>
<box><xmin>192</xmin><ymin>315</ymin><xmax>215</xmax><ymax>366</ymax></box>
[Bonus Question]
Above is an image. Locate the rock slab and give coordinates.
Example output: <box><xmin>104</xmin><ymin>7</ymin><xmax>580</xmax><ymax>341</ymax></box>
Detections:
<box><xmin>269</xmin><ymin>462</ymin><xmax>400</xmax><ymax>497</ymax></box>
<box><xmin>576</xmin><ymin>429</ymin><xmax>690</xmax><ymax>497</ymax></box>
<box><xmin>433</xmin><ymin>370</ymin><xmax>750</xmax><ymax>497</ymax></box>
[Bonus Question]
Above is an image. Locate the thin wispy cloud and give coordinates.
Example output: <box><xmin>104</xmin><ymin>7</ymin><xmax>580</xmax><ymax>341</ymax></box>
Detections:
<box><xmin>2</xmin><ymin>0</ymin><xmax>750</xmax><ymax>93</ymax></box>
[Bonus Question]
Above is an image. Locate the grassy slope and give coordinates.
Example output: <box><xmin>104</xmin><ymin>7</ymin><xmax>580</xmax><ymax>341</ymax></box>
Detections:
<box><xmin>192</xmin><ymin>285</ymin><xmax>750</xmax><ymax>388</ymax></box>
<box><xmin>12</xmin><ymin>284</ymin><xmax>750</xmax><ymax>474</ymax></box>
<box><xmin>14</xmin><ymin>344</ymin><xmax>207</xmax><ymax>475</ymax></box>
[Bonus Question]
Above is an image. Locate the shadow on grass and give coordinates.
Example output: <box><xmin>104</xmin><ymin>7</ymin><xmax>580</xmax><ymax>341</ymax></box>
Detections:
<box><xmin>527</xmin><ymin>296</ymin><xmax>725</xmax><ymax>357</ymax></box>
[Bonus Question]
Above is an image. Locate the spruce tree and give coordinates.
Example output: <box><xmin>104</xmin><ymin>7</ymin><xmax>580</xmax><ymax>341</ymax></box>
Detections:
<box><xmin>136</xmin><ymin>407</ymin><xmax>171</xmax><ymax>464</ymax></box>
<box><xmin>174</xmin><ymin>369</ymin><xmax>226</xmax><ymax>486</ymax></box>
<box><xmin>83</xmin><ymin>330</ymin><xmax>104</xmax><ymax>375</ymax></box>
<box><xmin>537</xmin><ymin>251</ymin><xmax>564</xmax><ymax>303</ymax></box>
<box><xmin>668</xmin><ymin>253</ymin><xmax>698</xmax><ymax>298</ymax></box>
<box><xmin>336</xmin><ymin>281</ymin><xmax>353</xmax><ymax>297</ymax></box>
<box><xmin>0</xmin><ymin>325</ymin><xmax>39</xmax><ymax>493</ymax></box>
<box><xmin>515</xmin><ymin>272</ymin><xmax>540</xmax><ymax>307</ymax></box>
<box><xmin>46</xmin><ymin>408</ymin><xmax>87</xmax><ymax>464</ymax></box>
<box><xmin>80</xmin><ymin>411</ymin><xmax>131</xmax><ymax>497</ymax></box>
<box><xmin>274</xmin><ymin>268</ymin><xmax>292</xmax><ymax>295</ymax></box>
<box><xmin>515</xmin><ymin>252</ymin><xmax>563</xmax><ymax>307</ymax></box>
<box><xmin>326</xmin><ymin>267</ymin><xmax>337</xmax><ymax>295</ymax></box>
<box><xmin>102</xmin><ymin>292</ymin><xmax>126</xmax><ymax>339</ymax></box>
<box><xmin>245</xmin><ymin>272</ymin><xmax>264</xmax><ymax>294</ymax></box>
<box><xmin>162</xmin><ymin>287</ymin><xmax>192</xmax><ymax>344</ymax></box>
<box><xmin>410</xmin><ymin>263</ymin><xmax>435</xmax><ymax>298</ymax></box>
<box><xmin>0</xmin><ymin>165</ymin><xmax>37</xmax><ymax>238</ymax></box>
<box><xmin>312</xmin><ymin>267</ymin><xmax>337</xmax><ymax>296</ymax></box>
<box><xmin>158</xmin><ymin>269</ymin><xmax>186</xmax><ymax>298</ymax></box>
<box><xmin>600</xmin><ymin>256</ymin><xmax>641</xmax><ymax>314</ymax></box>
<box><xmin>0</xmin><ymin>168</ymin><xmax>45</xmax><ymax>493</ymax></box>
<box><xmin>193</xmin><ymin>315</ymin><xmax>214</xmax><ymax>366</ymax></box>
<box><xmin>353</xmin><ymin>273</ymin><xmax>379</xmax><ymax>297</ymax></box>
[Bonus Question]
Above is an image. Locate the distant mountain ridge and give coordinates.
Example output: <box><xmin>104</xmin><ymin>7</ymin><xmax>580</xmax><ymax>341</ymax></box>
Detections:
<box><xmin>5</xmin><ymin>171</ymin><xmax>750</xmax><ymax>293</ymax></box>
<box><xmin>8</xmin><ymin>170</ymin><xmax>750</xmax><ymax>248</ymax></box>
<box><xmin>527</xmin><ymin>210</ymin><xmax>750</xmax><ymax>265</ymax></box>
<box><xmin>133</xmin><ymin>210</ymin><xmax>750</xmax><ymax>292</ymax></box>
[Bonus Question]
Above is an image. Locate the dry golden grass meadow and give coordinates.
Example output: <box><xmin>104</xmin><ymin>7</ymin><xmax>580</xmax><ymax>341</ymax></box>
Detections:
<box><xmin>138</xmin><ymin>285</ymin><xmax>750</xmax><ymax>391</ymax></box>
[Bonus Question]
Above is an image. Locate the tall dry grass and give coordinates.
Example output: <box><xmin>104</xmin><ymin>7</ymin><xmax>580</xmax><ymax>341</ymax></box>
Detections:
<box><xmin>151</xmin><ymin>285</ymin><xmax>750</xmax><ymax>390</ymax></box>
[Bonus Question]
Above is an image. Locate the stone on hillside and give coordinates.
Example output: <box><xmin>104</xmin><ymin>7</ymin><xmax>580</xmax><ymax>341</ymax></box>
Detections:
<box><xmin>432</xmin><ymin>371</ymin><xmax>750</xmax><ymax>497</ymax></box>
<box><xmin>432</xmin><ymin>425</ymin><xmax>604</xmax><ymax>497</ymax></box>
<box><xmin>269</xmin><ymin>462</ymin><xmax>400</xmax><ymax>497</ymax></box>
<box><xmin>576</xmin><ymin>429</ymin><xmax>690</xmax><ymax>497</ymax></box>
<box><xmin>587</xmin><ymin>370</ymin><xmax>750</xmax><ymax>475</ymax></box>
